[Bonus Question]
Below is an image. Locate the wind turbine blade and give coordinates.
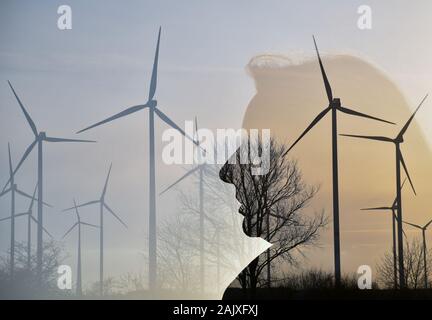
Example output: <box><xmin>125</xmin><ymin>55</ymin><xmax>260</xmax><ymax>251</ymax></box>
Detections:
<box><xmin>45</xmin><ymin>136</ymin><xmax>96</xmax><ymax>143</ymax></box>
<box><xmin>14</xmin><ymin>139</ymin><xmax>37</xmax><ymax>171</ymax></box>
<box><xmin>28</xmin><ymin>183</ymin><xmax>38</xmax><ymax>212</ymax></box>
<box><xmin>62</xmin><ymin>222</ymin><xmax>78</xmax><ymax>239</ymax></box>
<box><xmin>102</xmin><ymin>164</ymin><xmax>112</xmax><ymax>197</ymax></box>
<box><xmin>0</xmin><ymin>187</ymin><xmax>11</xmax><ymax>198</ymax></box>
<box><xmin>43</xmin><ymin>226</ymin><xmax>53</xmax><ymax>238</ymax></box>
<box><xmin>398</xmin><ymin>149</ymin><xmax>416</xmax><ymax>195</ymax></box>
<box><xmin>397</xmin><ymin>94</ymin><xmax>428</xmax><ymax>139</ymax></box>
<box><xmin>8</xmin><ymin>81</ymin><xmax>38</xmax><ymax>136</ymax></box>
<box><xmin>13</xmin><ymin>212</ymin><xmax>29</xmax><ymax>218</ymax></box>
<box><xmin>103</xmin><ymin>203</ymin><xmax>127</xmax><ymax>228</ymax></box>
<box><xmin>425</xmin><ymin>218</ymin><xmax>432</xmax><ymax>229</ymax></box>
<box><xmin>29</xmin><ymin>216</ymin><xmax>53</xmax><ymax>238</ymax></box>
<box><xmin>393</xmin><ymin>214</ymin><xmax>407</xmax><ymax>237</ymax></box>
<box><xmin>338</xmin><ymin>106</ymin><xmax>395</xmax><ymax>125</ymax></box>
<box><xmin>312</xmin><ymin>36</ymin><xmax>333</xmax><ymax>103</ymax></box>
<box><xmin>283</xmin><ymin>106</ymin><xmax>331</xmax><ymax>156</ymax></box>
<box><xmin>392</xmin><ymin>178</ymin><xmax>407</xmax><ymax>208</ymax></box>
<box><xmin>2</xmin><ymin>139</ymin><xmax>37</xmax><ymax>192</ymax></box>
<box><xmin>391</xmin><ymin>198</ymin><xmax>397</xmax><ymax>209</ymax></box>
<box><xmin>194</xmin><ymin>116</ymin><xmax>202</xmax><ymax>158</ymax></box>
<box><xmin>63</xmin><ymin>200</ymin><xmax>99</xmax><ymax>211</ymax></box>
<box><xmin>339</xmin><ymin>134</ymin><xmax>394</xmax><ymax>143</ymax></box>
<box><xmin>154</xmin><ymin>108</ymin><xmax>198</xmax><ymax>146</ymax></box>
<box><xmin>8</xmin><ymin>143</ymin><xmax>13</xmax><ymax>180</ymax></box>
<box><xmin>361</xmin><ymin>207</ymin><xmax>393</xmax><ymax>211</ymax></box>
<box><xmin>403</xmin><ymin>221</ymin><xmax>422</xmax><ymax>229</ymax></box>
<box><xmin>194</xmin><ymin>116</ymin><xmax>199</xmax><ymax>145</ymax></box>
<box><xmin>72</xmin><ymin>198</ymin><xmax>80</xmax><ymax>219</ymax></box>
<box><xmin>148</xmin><ymin>26</ymin><xmax>161</xmax><ymax>101</ymax></box>
<box><xmin>15</xmin><ymin>188</ymin><xmax>52</xmax><ymax>207</ymax></box>
<box><xmin>80</xmin><ymin>221</ymin><xmax>99</xmax><ymax>228</ymax></box>
<box><xmin>400</xmin><ymin>178</ymin><xmax>407</xmax><ymax>190</ymax></box>
<box><xmin>76</xmin><ymin>104</ymin><xmax>148</xmax><ymax>134</ymax></box>
<box><xmin>159</xmin><ymin>165</ymin><xmax>201</xmax><ymax>195</ymax></box>
<box><xmin>0</xmin><ymin>215</ymin><xmax>12</xmax><ymax>222</ymax></box>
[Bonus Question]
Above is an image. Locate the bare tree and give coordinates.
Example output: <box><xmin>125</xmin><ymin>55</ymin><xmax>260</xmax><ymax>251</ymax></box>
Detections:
<box><xmin>377</xmin><ymin>238</ymin><xmax>432</xmax><ymax>289</ymax></box>
<box><xmin>116</xmin><ymin>272</ymin><xmax>146</xmax><ymax>293</ymax></box>
<box><xmin>157</xmin><ymin>215</ymin><xmax>201</xmax><ymax>293</ymax></box>
<box><xmin>86</xmin><ymin>277</ymin><xmax>119</xmax><ymax>297</ymax></box>
<box><xmin>0</xmin><ymin>240</ymin><xmax>67</xmax><ymax>298</ymax></box>
<box><xmin>219</xmin><ymin>138</ymin><xmax>327</xmax><ymax>296</ymax></box>
<box><xmin>279</xmin><ymin>269</ymin><xmax>358</xmax><ymax>290</ymax></box>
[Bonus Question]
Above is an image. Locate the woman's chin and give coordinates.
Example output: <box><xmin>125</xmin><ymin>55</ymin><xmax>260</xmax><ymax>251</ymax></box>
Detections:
<box><xmin>242</xmin><ymin>218</ymin><xmax>255</xmax><ymax>237</ymax></box>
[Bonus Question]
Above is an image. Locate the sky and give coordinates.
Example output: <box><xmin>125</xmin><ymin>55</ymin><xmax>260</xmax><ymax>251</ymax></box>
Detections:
<box><xmin>1</xmin><ymin>0</ymin><xmax>432</xmax><ymax>295</ymax></box>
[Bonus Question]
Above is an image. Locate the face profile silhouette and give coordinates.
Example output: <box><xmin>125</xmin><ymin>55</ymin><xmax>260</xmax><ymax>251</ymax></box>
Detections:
<box><xmin>219</xmin><ymin>147</ymin><xmax>253</xmax><ymax>236</ymax></box>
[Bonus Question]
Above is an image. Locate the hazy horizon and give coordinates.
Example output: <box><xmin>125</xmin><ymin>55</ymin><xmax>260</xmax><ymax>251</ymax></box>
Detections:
<box><xmin>1</xmin><ymin>0</ymin><xmax>432</xmax><ymax>296</ymax></box>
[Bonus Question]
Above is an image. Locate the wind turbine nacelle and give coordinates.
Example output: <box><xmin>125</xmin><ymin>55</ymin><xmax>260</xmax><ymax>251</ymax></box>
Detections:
<box><xmin>39</xmin><ymin>132</ymin><xmax>47</xmax><ymax>139</ymax></box>
<box><xmin>332</xmin><ymin>98</ymin><xmax>341</xmax><ymax>107</ymax></box>
<box><xmin>148</xmin><ymin>100</ymin><xmax>157</xmax><ymax>108</ymax></box>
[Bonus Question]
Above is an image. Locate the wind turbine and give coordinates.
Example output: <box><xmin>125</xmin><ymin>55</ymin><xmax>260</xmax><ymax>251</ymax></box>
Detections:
<box><xmin>0</xmin><ymin>143</ymin><xmax>50</xmax><ymax>278</ymax></box>
<box><xmin>361</xmin><ymin>179</ymin><xmax>408</xmax><ymax>289</ymax></box>
<box><xmin>160</xmin><ymin>116</ymin><xmax>206</xmax><ymax>292</ymax></box>
<box><xmin>3</xmin><ymin>81</ymin><xmax>95</xmax><ymax>285</ymax></box>
<box><xmin>341</xmin><ymin>94</ymin><xmax>427</xmax><ymax>289</ymax></box>
<box><xmin>403</xmin><ymin>218</ymin><xmax>432</xmax><ymax>288</ymax></box>
<box><xmin>62</xmin><ymin>199</ymin><xmax>99</xmax><ymax>296</ymax></box>
<box><xmin>282</xmin><ymin>36</ymin><xmax>395</xmax><ymax>286</ymax></box>
<box><xmin>0</xmin><ymin>183</ymin><xmax>53</xmax><ymax>271</ymax></box>
<box><xmin>63</xmin><ymin>164</ymin><xmax>127</xmax><ymax>296</ymax></box>
<box><xmin>76</xmin><ymin>27</ymin><xmax>197</xmax><ymax>290</ymax></box>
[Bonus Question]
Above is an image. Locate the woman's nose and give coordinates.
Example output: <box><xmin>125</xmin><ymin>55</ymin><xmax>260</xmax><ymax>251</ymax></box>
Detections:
<box><xmin>219</xmin><ymin>162</ymin><xmax>233</xmax><ymax>184</ymax></box>
<box><xmin>219</xmin><ymin>147</ymin><xmax>240</xmax><ymax>184</ymax></box>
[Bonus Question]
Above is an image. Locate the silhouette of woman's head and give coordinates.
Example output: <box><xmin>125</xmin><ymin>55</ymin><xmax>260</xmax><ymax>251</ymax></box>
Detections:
<box><xmin>219</xmin><ymin>52</ymin><xmax>431</xmax><ymax>274</ymax></box>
